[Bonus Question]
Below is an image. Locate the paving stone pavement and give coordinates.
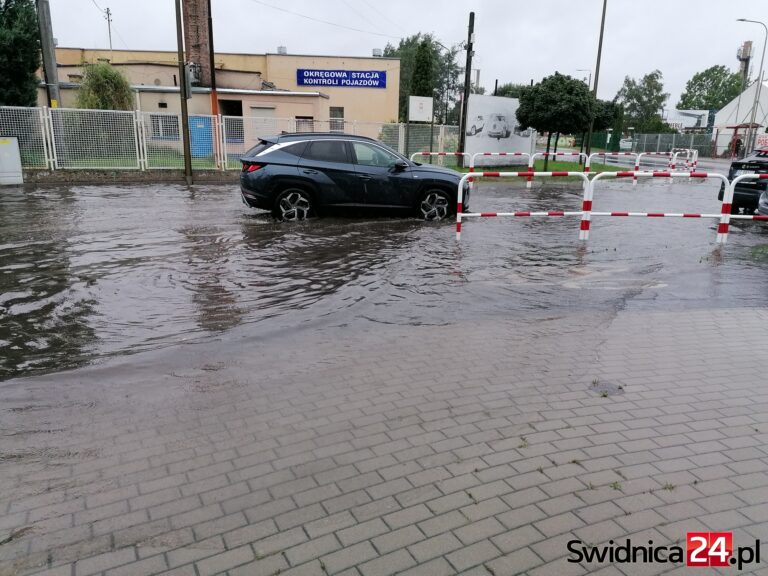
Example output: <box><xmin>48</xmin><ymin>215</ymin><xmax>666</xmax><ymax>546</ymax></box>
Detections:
<box><xmin>1</xmin><ymin>307</ymin><xmax>768</xmax><ymax>576</ymax></box>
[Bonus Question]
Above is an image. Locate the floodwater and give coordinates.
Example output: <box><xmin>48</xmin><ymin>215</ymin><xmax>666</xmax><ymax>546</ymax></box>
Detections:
<box><xmin>2</xmin><ymin>179</ymin><xmax>768</xmax><ymax>381</ymax></box>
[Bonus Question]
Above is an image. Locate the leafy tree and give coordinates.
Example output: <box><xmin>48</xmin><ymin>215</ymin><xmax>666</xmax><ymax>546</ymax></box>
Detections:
<box><xmin>495</xmin><ymin>83</ymin><xmax>526</xmax><ymax>98</ymax></box>
<box><xmin>76</xmin><ymin>61</ymin><xmax>134</xmax><ymax>110</ymax></box>
<box><xmin>677</xmin><ymin>65</ymin><xmax>742</xmax><ymax>110</ymax></box>
<box><xmin>516</xmin><ymin>72</ymin><xmax>593</xmax><ymax>169</ymax></box>
<box><xmin>615</xmin><ymin>70</ymin><xmax>669</xmax><ymax>133</ymax></box>
<box><xmin>593</xmin><ymin>99</ymin><xmax>619</xmax><ymax>132</ymax></box>
<box><xmin>411</xmin><ymin>39</ymin><xmax>435</xmax><ymax>99</ymax></box>
<box><xmin>384</xmin><ymin>34</ymin><xmax>461</xmax><ymax>123</ymax></box>
<box><xmin>0</xmin><ymin>0</ymin><xmax>40</xmax><ymax>106</ymax></box>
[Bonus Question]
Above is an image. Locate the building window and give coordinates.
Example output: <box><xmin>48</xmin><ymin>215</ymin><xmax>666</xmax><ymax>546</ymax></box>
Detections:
<box><xmin>150</xmin><ymin>114</ymin><xmax>180</xmax><ymax>140</ymax></box>
<box><xmin>330</xmin><ymin>107</ymin><xmax>344</xmax><ymax>132</ymax></box>
<box><xmin>296</xmin><ymin>116</ymin><xmax>314</xmax><ymax>132</ymax></box>
<box><xmin>219</xmin><ymin>99</ymin><xmax>243</xmax><ymax>117</ymax></box>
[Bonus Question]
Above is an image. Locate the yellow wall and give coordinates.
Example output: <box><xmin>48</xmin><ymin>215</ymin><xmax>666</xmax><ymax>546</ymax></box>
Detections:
<box><xmin>52</xmin><ymin>48</ymin><xmax>398</xmax><ymax>123</ymax></box>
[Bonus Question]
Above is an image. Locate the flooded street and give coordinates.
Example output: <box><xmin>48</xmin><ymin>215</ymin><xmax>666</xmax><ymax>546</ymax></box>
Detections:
<box><xmin>2</xmin><ymin>179</ymin><xmax>768</xmax><ymax>380</ymax></box>
<box><xmin>3</xmin><ymin>178</ymin><xmax>768</xmax><ymax>576</ymax></box>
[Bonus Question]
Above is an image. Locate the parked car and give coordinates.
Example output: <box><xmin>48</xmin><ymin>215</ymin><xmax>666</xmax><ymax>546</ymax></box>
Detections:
<box><xmin>619</xmin><ymin>138</ymin><xmax>634</xmax><ymax>151</ymax></box>
<box><xmin>718</xmin><ymin>147</ymin><xmax>768</xmax><ymax>214</ymax></box>
<box><xmin>465</xmin><ymin>115</ymin><xmax>484</xmax><ymax>136</ymax></box>
<box><xmin>758</xmin><ymin>190</ymin><xmax>768</xmax><ymax>216</ymax></box>
<box><xmin>487</xmin><ymin>114</ymin><xmax>511</xmax><ymax>139</ymax></box>
<box><xmin>240</xmin><ymin>133</ymin><xmax>469</xmax><ymax>221</ymax></box>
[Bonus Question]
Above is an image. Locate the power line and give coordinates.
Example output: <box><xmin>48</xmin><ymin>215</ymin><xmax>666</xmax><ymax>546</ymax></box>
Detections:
<box><xmin>341</xmin><ymin>0</ymin><xmax>378</xmax><ymax>30</ymax></box>
<box><xmin>358</xmin><ymin>0</ymin><xmax>407</xmax><ymax>35</ymax></box>
<box><xmin>245</xmin><ymin>0</ymin><xmax>401</xmax><ymax>40</ymax></box>
<box><xmin>90</xmin><ymin>0</ymin><xmax>105</xmax><ymax>14</ymax></box>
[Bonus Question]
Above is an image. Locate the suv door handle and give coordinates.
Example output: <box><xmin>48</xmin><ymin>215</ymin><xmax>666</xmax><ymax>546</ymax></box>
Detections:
<box><xmin>357</xmin><ymin>175</ymin><xmax>372</xmax><ymax>181</ymax></box>
<box><xmin>302</xmin><ymin>169</ymin><xmax>319</xmax><ymax>174</ymax></box>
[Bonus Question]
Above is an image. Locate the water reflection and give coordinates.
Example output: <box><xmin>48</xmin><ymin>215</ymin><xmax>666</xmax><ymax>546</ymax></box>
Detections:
<box><xmin>0</xmin><ymin>188</ymin><xmax>96</xmax><ymax>378</ymax></box>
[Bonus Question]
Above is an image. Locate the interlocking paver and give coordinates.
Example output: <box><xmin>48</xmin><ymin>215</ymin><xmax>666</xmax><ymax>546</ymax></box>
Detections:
<box><xmin>3</xmin><ymin>299</ymin><xmax>768</xmax><ymax>576</ymax></box>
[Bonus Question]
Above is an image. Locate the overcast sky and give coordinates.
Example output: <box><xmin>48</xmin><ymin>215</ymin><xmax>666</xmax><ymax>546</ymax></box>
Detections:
<box><xmin>52</xmin><ymin>0</ymin><xmax>766</xmax><ymax>110</ymax></box>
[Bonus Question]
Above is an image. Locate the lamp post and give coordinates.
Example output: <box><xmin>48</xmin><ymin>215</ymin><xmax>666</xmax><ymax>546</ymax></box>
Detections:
<box><xmin>576</xmin><ymin>68</ymin><xmax>592</xmax><ymax>90</ymax></box>
<box><xmin>738</xmin><ymin>18</ymin><xmax>767</xmax><ymax>153</ymax></box>
<box><xmin>585</xmin><ymin>0</ymin><xmax>608</xmax><ymax>158</ymax></box>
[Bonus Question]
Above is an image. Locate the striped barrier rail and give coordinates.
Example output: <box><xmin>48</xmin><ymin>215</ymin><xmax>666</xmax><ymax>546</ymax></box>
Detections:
<box><xmin>583</xmin><ymin>171</ymin><xmax>731</xmax><ymax>243</ymax></box>
<box><xmin>719</xmin><ymin>173</ymin><xmax>768</xmax><ymax>243</ymax></box>
<box><xmin>529</xmin><ymin>152</ymin><xmax>587</xmax><ymax>188</ymax></box>
<box><xmin>470</xmin><ymin>152</ymin><xmax>532</xmax><ymax>191</ymax></box>
<box><xmin>455</xmin><ymin>171</ymin><xmax>590</xmax><ymax>240</ymax></box>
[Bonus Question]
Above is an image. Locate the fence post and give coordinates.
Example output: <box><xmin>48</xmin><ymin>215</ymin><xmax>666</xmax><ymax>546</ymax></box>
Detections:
<box><xmin>38</xmin><ymin>107</ymin><xmax>52</xmax><ymax>170</ymax></box>
<box><xmin>217</xmin><ymin>114</ymin><xmax>226</xmax><ymax>170</ymax></box>
<box><xmin>45</xmin><ymin>107</ymin><xmax>58</xmax><ymax>170</ymax></box>
<box><xmin>398</xmin><ymin>124</ymin><xmax>405</xmax><ymax>155</ymax></box>
<box><xmin>134</xmin><ymin>111</ymin><xmax>145</xmax><ymax>170</ymax></box>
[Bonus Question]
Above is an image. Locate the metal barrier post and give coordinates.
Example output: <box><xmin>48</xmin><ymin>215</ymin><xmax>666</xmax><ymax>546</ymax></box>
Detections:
<box><xmin>719</xmin><ymin>174</ymin><xmax>768</xmax><ymax>243</ymax></box>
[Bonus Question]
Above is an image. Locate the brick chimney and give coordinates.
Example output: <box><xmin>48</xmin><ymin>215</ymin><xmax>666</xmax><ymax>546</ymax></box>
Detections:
<box><xmin>182</xmin><ymin>0</ymin><xmax>211</xmax><ymax>86</ymax></box>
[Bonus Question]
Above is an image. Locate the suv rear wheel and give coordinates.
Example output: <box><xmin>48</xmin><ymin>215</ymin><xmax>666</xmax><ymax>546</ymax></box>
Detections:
<box><xmin>273</xmin><ymin>188</ymin><xmax>313</xmax><ymax>221</ymax></box>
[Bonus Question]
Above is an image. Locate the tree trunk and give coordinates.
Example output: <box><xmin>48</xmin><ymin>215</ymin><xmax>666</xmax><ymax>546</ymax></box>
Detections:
<box><xmin>544</xmin><ymin>132</ymin><xmax>553</xmax><ymax>171</ymax></box>
<box><xmin>579</xmin><ymin>132</ymin><xmax>585</xmax><ymax>164</ymax></box>
<box><xmin>553</xmin><ymin>132</ymin><xmax>560</xmax><ymax>154</ymax></box>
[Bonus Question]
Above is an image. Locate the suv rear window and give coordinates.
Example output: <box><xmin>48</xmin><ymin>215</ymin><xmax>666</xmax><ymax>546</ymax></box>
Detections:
<box><xmin>244</xmin><ymin>140</ymin><xmax>274</xmax><ymax>157</ymax></box>
<box><xmin>281</xmin><ymin>142</ymin><xmax>308</xmax><ymax>157</ymax></box>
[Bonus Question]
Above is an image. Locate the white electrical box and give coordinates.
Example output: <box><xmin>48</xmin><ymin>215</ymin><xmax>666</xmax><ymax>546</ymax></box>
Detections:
<box><xmin>0</xmin><ymin>137</ymin><xmax>23</xmax><ymax>185</ymax></box>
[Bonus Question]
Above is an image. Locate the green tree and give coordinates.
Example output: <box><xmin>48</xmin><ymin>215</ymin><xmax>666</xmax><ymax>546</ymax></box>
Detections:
<box><xmin>495</xmin><ymin>83</ymin><xmax>526</xmax><ymax>98</ymax></box>
<box><xmin>615</xmin><ymin>70</ymin><xmax>669</xmax><ymax>133</ymax></box>
<box><xmin>593</xmin><ymin>99</ymin><xmax>619</xmax><ymax>132</ymax></box>
<box><xmin>384</xmin><ymin>34</ymin><xmax>461</xmax><ymax>123</ymax></box>
<box><xmin>677</xmin><ymin>65</ymin><xmax>742</xmax><ymax>110</ymax></box>
<box><xmin>76</xmin><ymin>61</ymin><xmax>134</xmax><ymax>110</ymax></box>
<box><xmin>516</xmin><ymin>72</ymin><xmax>593</xmax><ymax>169</ymax></box>
<box><xmin>0</xmin><ymin>0</ymin><xmax>40</xmax><ymax>106</ymax></box>
<box><xmin>411</xmin><ymin>39</ymin><xmax>435</xmax><ymax>98</ymax></box>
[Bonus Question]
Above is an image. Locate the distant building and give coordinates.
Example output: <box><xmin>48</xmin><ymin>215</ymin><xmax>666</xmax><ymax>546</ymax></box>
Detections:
<box><xmin>39</xmin><ymin>47</ymin><xmax>401</xmax><ymax>126</ymax></box>
<box><xmin>713</xmin><ymin>79</ymin><xmax>768</xmax><ymax>152</ymax></box>
<box><xmin>663</xmin><ymin>109</ymin><xmax>712</xmax><ymax>133</ymax></box>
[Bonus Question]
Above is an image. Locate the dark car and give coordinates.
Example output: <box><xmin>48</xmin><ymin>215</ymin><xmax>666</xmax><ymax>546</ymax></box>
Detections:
<box><xmin>718</xmin><ymin>148</ymin><xmax>768</xmax><ymax>214</ymax></box>
<box><xmin>239</xmin><ymin>133</ymin><xmax>469</xmax><ymax>221</ymax></box>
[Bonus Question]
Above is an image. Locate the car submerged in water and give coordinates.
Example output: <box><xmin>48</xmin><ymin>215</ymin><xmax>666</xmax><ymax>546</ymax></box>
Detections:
<box><xmin>718</xmin><ymin>147</ymin><xmax>768</xmax><ymax>214</ymax></box>
<box><xmin>239</xmin><ymin>133</ymin><xmax>469</xmax><ymax>221</ymax></box>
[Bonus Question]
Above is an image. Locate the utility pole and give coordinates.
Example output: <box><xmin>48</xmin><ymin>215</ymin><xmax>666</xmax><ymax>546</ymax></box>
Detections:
<box><xmin>458</xmin><ymin>11</ymin><xmax>475</xmax><ymax>156</ymax></box>
<box><xmin>105</xmin><ymin>7</ymin><xmax>113</xmax><ymax>55</ymax></box>
<box><xmin>207</xmin><ymin>0</ymin><xmax>218</xmax><ymax>116</ymax></box>
<box><xmin>585</xmin><ymin>0</ymin><xmax>608</xmax><ymax>157</ymax></box>
<box><xmin>175</xmin><ymin>0</ymin><xmax>193</xmax><ymax>185</ymax></box>
<box><xmin>36</xmin><ymin>0</ymin><xmax>60</xmax><ymax>107</ymax></box>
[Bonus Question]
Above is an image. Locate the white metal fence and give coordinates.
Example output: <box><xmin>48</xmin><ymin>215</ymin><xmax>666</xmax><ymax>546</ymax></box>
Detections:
<box><xmin>0</xmin><ymin>106</ymin><xmax>460</xmax><ymax>171</ymax></box>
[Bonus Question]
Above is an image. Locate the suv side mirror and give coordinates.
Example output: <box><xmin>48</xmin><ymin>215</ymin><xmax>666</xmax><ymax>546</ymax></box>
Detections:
<box><xmin>393</xmin><ymin>160</ymin><xmax>409</xmax><ymax>171</ymax></box>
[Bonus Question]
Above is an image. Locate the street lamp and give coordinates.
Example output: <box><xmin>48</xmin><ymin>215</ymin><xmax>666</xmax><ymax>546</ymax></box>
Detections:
<box><xmin>585</xmin><ymin>0</ymin><xmax>608</xmax><ymax>158</ymax></box>
<box><xmin>737</xmin><ymin>18</ymin><xmax>767</xmax><ymax>153</ymax></box>
<box><xmin>576</xmin><ymin>69</ymin><xmax>592</xmax><ymax>90</ymax></box>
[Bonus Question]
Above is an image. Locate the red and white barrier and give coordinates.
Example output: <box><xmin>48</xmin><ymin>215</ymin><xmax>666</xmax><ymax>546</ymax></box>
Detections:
<box><xmin>719</xmin><ymin>173</ymin><xmax>768</xmax><ymax>243</ymax></box>
<box><xmin>469</xmin><ymin>152</ymin><xmax>531</xmax><ymax>190</ymax></box>
<box><xmin>455</xmin><ymin>171</ymin><xmax>590</xmax><ymax>240</ymax></box>
<box><xmin>528</xmin><ymin>152</ymin><xmax>587</xmax><ymax>188</ymax></box>
<box><xmin>584</xmin><ymin>171</ymin><xmax>730</xmax><ymax>242</ymax></box>
<box><xmin>456</xmin><ymin>169</ymin><xmax>768</xmax><ymax>245</ymax></box>
<box><xmin>410</xmin><ymin>151</ymin><xmax>469</xmax><ymax>164</ymax></box>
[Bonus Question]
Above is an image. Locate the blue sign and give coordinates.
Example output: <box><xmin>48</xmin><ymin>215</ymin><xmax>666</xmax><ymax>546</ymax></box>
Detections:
<box><xmin>296</xmin><ymin>69</ymin><xmax>387</xmax><ymax>89</ymax></box>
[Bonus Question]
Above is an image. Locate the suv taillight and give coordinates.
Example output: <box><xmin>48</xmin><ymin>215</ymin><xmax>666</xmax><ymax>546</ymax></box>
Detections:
<box><xmin>241</xmin><ymin>163</ymin><xmax>263</xmax><ymax>173</ymax></box>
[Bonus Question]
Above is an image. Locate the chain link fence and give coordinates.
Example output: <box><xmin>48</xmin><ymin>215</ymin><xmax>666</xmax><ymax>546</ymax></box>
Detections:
<box><xmin>0</xmin><ymin>107</ymin><xmax>49</xmax><ymax>168</ymax></box>
<box><xmin>631</xmin><ymin>133</ymin><xmax>723</xmax><ymax>159</ymax></box>
<box><xmin>0</xmin><ymin>106</ymin><xmax>463</xmax><ymax>171</ymax></box>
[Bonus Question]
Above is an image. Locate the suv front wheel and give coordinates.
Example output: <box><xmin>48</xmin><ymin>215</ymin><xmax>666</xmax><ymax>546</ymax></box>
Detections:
<box><xmin>419</xmin><ymin>189</ymin><xmax>452</xmax><ymax>221</ymax></box>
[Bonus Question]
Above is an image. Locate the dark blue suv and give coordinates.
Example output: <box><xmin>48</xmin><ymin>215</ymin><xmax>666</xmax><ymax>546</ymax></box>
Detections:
<box><xmin>240</xmin><ymin>133</ymin><xmax>469</xmax><ymax>221</ymax></box>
